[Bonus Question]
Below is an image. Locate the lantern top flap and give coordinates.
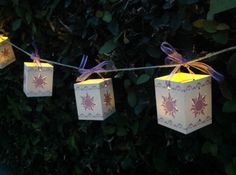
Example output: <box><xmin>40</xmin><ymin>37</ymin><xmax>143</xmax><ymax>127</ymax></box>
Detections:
<box><xmin>0</xmin><ymin>36</ymin><xmax>8</xmax><ymax>43</ymax></box>
<box><xmin>24</xmin><ymin>62</ymin><xmax>53</xmax><ymax>68</ymax></box>
<box><xmin>78</xmin><ymin>78</ymin><xmax>111</xmax><ymax>85</ymax></box>
<box><xmin>155</xmin><ymin>72</ymin><xmax>210</xmax><ymax>83</ymax></box>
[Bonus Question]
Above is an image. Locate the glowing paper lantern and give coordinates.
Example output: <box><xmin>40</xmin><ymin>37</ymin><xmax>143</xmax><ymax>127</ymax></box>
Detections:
<box><xmin>154</xmin><ymin>72</ymin><xmax>212</xmax><ymax>134</ymax></box>
<box><xmin>0</xmin><ymin>36</ymin><xmax>16</xmax><ymax>69</ymax></box>
<box><xmin>74</xmin><ymin>78</ymin><xmax>116</xmax><ymax>120</ymax></box>
<box><xmin>23</xmin><ymin>62</ymin><xmax>54</xmax><ymax>97</ymax></box>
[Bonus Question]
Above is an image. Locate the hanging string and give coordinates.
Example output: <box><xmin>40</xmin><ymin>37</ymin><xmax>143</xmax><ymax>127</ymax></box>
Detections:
<box><xmin>1</xmin><ymin>35</ymin><xmax>236</xmax><ymax>73</ymax></box>
<box><xmin>4</xmin><ymin>38</ymin><xmax>79</xmax><ymax>70</ymax></box>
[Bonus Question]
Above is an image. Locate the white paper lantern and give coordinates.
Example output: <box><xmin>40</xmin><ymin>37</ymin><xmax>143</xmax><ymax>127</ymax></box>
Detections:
<box><xmin>23</xmin><ymin>62</ymin><xmax>54</xmax><ymax>97</ymax></box>
<box><xmin>74</xmin><ymin>78</ymin><xmax>116</xmax><ymax>120</ymax></box>
<box><xmin>0</xmin><ymin>36</ymin><xmax>16</xmax><ymax>69</ymax></box>
<box><xmin>154</xmin><ymin>72</ymin><xmax>212</xmax><ymax>134</ymax></box>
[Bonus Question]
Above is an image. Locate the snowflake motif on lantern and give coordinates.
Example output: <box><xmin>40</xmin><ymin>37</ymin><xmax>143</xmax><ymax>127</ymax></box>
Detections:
<box><xmin>161</xmin><ymin>93</ymin><xmax>178</xmax><ymax>117</ymax></box>
<box><xmin>81</xmin><ymin>93</ymin><xmax>96</xmax><ymax>111</ymax></box>
<box><xmin>32</xmin><ymin>74</ymin><xmax>47</xmax><ymax>88</ymax></box>
<box><xmin>104</xmin><ymin>91</ymin><xmax>112</xmax><ymax>107</ymax></box>
<box><xmin>191</xmin><ymin>93</ymin><xmax>207</xmax><ymax>117</ymax></box>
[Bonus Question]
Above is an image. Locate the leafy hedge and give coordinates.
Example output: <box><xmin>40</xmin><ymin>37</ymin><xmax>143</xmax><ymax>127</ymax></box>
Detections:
<box><xmin>1</xmin><ymin>0</ymin><xmax>236</xmax><ymax>174</ymax></box>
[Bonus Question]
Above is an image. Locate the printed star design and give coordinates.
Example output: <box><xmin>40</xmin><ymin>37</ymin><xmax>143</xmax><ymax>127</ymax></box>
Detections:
<box><xmin>0</xmin><ymin>48</ymin><xmax>10</xmax><ymax>58</ymax></box>
<box><xmin>104</xmin><ymin>91</ymin><xmax>112</xmax><ymax>107</ymax></box>
<box><xmin>81</xmin><ymin>93</ymin><xmax>95</xmax><ymax>111</ymax></box>
<box><xmin>191</xmin><ymin>93</ymin><xmax>207</xmax><ymax>117</ymax></box>
<box><xmin>32</xmin><ymin>74</ymin><xmax>47</xmax><ymax>88</ymax></box>
<box><xmin>161</xmin><ymin>93</ymin><xmax>178</xmax><ymax>118</ymax></box>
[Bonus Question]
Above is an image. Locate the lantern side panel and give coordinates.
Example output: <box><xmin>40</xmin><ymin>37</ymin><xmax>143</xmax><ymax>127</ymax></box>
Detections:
<box><xmin>155</xmin><ymin>73</ymin><xmax>212</xmax><ymax>134</ymax></box>
<box><xmin>184</xmin><ymin>76</ymin><xmax>212</xmax><ymax>134</ymax></box>
<box><xmin>155</xmin><ymin>79</ymin><xmax>187</xmax><ymax>134</ymax></box>
<box><xmin>101</xmin><ymin>78</ymin><xmax>116</xmax><ymax>120</ymax></box>
<box><xmin>0</xmin><ymin>39</ymin><xmax>16</xmax><ymax>69</ymax></box>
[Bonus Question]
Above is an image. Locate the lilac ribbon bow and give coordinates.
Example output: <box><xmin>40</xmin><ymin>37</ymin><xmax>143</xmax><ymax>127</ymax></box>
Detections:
<box><xmin>77</xmin><ymin>55</ymin><xmax>113</xmax><ymax>82</ymax></box>
<box><xmin>160</xmin><ymin>42</ymin><xmax>224</xmax><ymax>82</ymax></box>
<box><xmin>30</xmin><ymin>41</ymin><xmax>41</xmax><ymax>66</ymax></box>
<box><xmin>30</xmin><ymin>52</ymin><xmax>41</xmax><ymax>65</ymax></box>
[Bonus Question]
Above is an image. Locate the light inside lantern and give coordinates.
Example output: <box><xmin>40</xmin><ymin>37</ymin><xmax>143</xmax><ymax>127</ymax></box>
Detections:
<box><xmin>0</xmin><ymin>36</ymin><xmax>8</xmax><ymax>42</ymax></box>
<box><xmin>156</xmin><ymin>72</ymin><xmax>209</xmax><ymax>83</ymax></box>
<box><xmin>79</xmin><ymin>79</ymin><xmax>105</xmax><ymax>84</ymax></box>
<box><xmin>24</xmin><ymin>62</ymin><xmax>53</xmax><ymax>68</ymax></box>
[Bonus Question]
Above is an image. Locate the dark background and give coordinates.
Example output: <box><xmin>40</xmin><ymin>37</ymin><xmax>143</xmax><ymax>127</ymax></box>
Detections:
<box><xmin>1</xmin><ymin>0</ymin><xmax>236</xmax><ymax>174</ymax></box>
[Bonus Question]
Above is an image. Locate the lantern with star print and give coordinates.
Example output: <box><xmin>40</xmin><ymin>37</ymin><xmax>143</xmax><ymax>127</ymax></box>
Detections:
<box><xmin>0</xmin><ymin>36</ymin><xmax>16</xmax><ymax>69</ymax></box>
<box><xmin>154</xmin><ymin>72</ymin><xmax>212</xmax><ymax>134</ymax></box>
<box><xmin>74</xmin><ymin>78</ymin><xmax>116</xmax><ymax>120</ymax></box>
<box><xmin>23</xmin><ymin>62</ymin><xmax>54</xmax><ymax>97</ymax></box>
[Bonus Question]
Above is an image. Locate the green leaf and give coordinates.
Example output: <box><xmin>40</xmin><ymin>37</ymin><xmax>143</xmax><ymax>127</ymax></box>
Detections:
<box><xmin>24</xmin><ymin>105</ymin><xmax>32</xmax><ymax>112</ymax></box>
<box><xmin>225</xmin><ymin>162</ymin><xmax>236</xmax><ymax>175</ymax></box>
<box><xmin>212</xmin><ymin>31</ymin><xmax>229</xmax><ymax>44</ymax></box>
<box><xmin>207</xmin><ymin>0</ymin><xmax>236</xmax><ymax>20</ymax></box>
<box><xmin>117</xmin><ymin>127</ymin><xmax>127</xmax><ymax>136</ymax></box>
<box><xmin>99</xmin><ymin>39</ymin><xmax>117</xmax><ymax>54</ymax></box>
<box><xmin>124</xmin><ymin>79</ymin><xmax>131</xmax><ymax>89</ymax></box>
<box><xmin>203</xmin><ymin>20</ymin><xmax>217</xmax><ymax>33</ymax></box>
<box><xmin>231</xmin><ymin>123</ymin><xmax>236</xmax><ymax>135</ymax></box>
<box><xmin>11</xmin><ymin>19</ymin><xmax>22</xmax><ymax>31</ymax></box>
<box><xmin>202</xmin><ymin>141</ymin><xmax>218</xmax><ymax>156</ymax></box>
<box><xmin>219</xmin><ymin>82</ymin><xmax>233</xmax><ymax>100</ymax></box>
<box><xmin>102</xmin><ymin>11</ymin><xmax>112</xmax><ymax>23</ymax></box>
<box><xmin>130</xmin><ymin>121</ymin><xmax>139</xmax><ymax>135</ymax></box>
<box><xmin>127</xmin><ymin>91</ymin><xmax>137</xmax><ymax>107</ymax></box>
<box><xmin>153</xmin><ymin>153</ymin><xmax>168</xmax><ymax>173</ymax></box>
<box><xmin>217</xmin><ymin>23</ymin><xmax>230</xmax><ymax>30</ymax></box>
<box><xmin>134</xmin><ymin>104</ymin><xmax>145</xmax><ymax>115</ymax></box>
<box><xmin>146</xmin><ymin>46</ymin><xmax>160</xmax><ymax>58</ymax></box>
<box><xmin>121</xmin><ymin>156</ymin><xmax>133</xmax><ymax>169</ymax></box>
<box><xmin>223</xmin><ymin>100</ymin><xmax>236</xmax><ymax>113</ymax></box>
<box><xmin>25</xmin><ymin>13</ymin><xmax>32</xmax><ymax>24</ymax></box>
<box><xmin>95</xmin><ymin>10</ymin><xmax>104</xmax><ymax>18</ymax></box>
<box><xmin>227</xmin><ymin>53</ymin><xmax>236</xmax><ymax>78</ymax></box>
<box><xmin>108</xmin><ymin>21</ymin><xmax>119</xmax><ymax>36</ymax></box>
<box><xmin>193</xmin><ymin>19</ymin><xmax>206</xmax><ymax>28</ymax></box>
<box><xmin>136</xmin><ymin>74</ymin><xmax>150</xmax><ymax>85</ymax></box>
<box><xmin>145</xmin><ymin>63</ymin><xmax>155</xmax><ymax>76</ymax></box>
<box><xmin>68</xmin><ymin>135</ymin><xmax>77</xmax><ymax>151</ymax></box>
<box><xmin>103</xmin><ymin>125</ymin><xmax>116</xmax><ymax>135</ymax></box>
<box><xmin>32</xmin><ymin>122</ymin><xmax>41</xmax><ymax>130</ymax></box>
<box><xmin>177</xmin><ymin>0</ymin><xmax>199</xmax><ymax>4</ymax></box>
<box><xmin>36</xmin><ymin>104</ymin><xmax>44</xmax><ymax>112</ymax></box>
<box><xmin>11</xmin><ymin>0</ymin><xmax>19</xmax><ymax>5</ymax></box>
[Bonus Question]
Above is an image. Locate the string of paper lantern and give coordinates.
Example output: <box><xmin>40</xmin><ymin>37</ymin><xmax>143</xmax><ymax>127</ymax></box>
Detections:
<box><xmin>1</xmin><ymin>35</ymin><xmax>236</xmax><ymax>134</ymax></box>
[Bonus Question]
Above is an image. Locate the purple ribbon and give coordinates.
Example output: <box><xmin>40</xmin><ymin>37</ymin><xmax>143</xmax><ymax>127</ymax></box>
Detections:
<box><xmin>77</xmin><ymin>55</ymin><xmax>113</xmax><ymax>82</ymax></box>
<box><xmin>30</xmin><ymin>41</ymin><xmax>41</xmax><ymax>66</ymax></box>
<box><xmin>30</xmin><ymin>52</ymin><xmax>41</xmax><ymax>67</ymax></box>
<box><xmin>160</xmin><ymin>42</ymin><xmax>224</xmax><ymax>82</ymax></box>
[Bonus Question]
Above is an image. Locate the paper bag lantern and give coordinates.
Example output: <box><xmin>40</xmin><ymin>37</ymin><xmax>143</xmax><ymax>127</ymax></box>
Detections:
<box><xmin>154</xmin><ymin>72</ymin><xmax>212</xmax><ymax>134</ymax></box>
<box><xmin>0</xmin><ymin>36</ymin><xmax>16</xmax><ymax>69</ymax></box>
<box><xmin>23</xmin><ymin>62</ymin><xmax>54</xmax><ymax>97</ymax></box>
<box><xmin>74</xmin><ymin>78</ymin><xmax>116</xmax><ymax>120</ymax></box>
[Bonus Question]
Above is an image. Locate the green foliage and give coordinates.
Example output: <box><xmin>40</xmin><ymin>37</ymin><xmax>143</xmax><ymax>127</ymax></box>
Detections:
<box><xmin>0</xmin><ymin>0</ymin><xmax>236</xmax><ymax>175</ymax></box>
<box><xmin>207</xmin><ymin>0</ymin><xmax>236</xmax><ymax>20</ymax></box>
